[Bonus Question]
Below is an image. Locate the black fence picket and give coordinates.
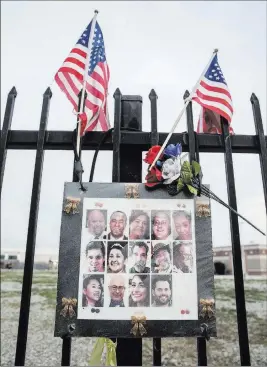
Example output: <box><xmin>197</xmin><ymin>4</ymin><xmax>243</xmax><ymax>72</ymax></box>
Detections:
<box><xmin>0</xmin><ymin>86</ymin><xmax>17</xmax><ymax>195</ymax></box>
<box><xmin>1</xmin><ymin>86</ymin><xmax>266</xmax><ymax>366</ymax></box>
<box><xmin>14</xmin><ymin>88</ymin><xmax>52</xmax><ymax>366</ymax></box>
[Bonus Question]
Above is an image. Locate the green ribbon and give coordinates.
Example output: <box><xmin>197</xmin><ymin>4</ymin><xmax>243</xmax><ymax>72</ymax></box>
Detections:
<box><xmin>89</xmin><ymin>338</ymin><xmax>117</xmax><ymax>366</ymax></box>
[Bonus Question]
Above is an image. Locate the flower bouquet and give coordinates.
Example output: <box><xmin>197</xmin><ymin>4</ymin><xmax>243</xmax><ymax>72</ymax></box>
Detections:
<box><xmin>144</xmin><ymin>143</ymin><xmax>202</xmax><ymax>197</ymax></box>
<box><xmin>144</xmin><ymin>143</ymin><xmax>265</xmax><ymax>236</ymax></box>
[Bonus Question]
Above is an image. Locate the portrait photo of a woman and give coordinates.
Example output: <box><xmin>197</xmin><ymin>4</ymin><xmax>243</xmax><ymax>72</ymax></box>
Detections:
<box><xmin>107</xmin><ymin>242</ymin><xmax>128</xmax><ymax>273</ymax></box>
<box><xmin>172</xmin><ymin>210</ymin><xmax>192</xmax><ymax>241</ymax></box>
<box><xmin>82</xmin><ymin>274</ymin><xmax>104</xmax><ymax>307</ymax></box>
<box><xmin>151</xmin><ymin>210</ymin><xmax>172</xmax><ymax>240</ymax></box>
<box><xmin>129</xmin><ymin>274</ymin><xmax>150</xmax><ymax>307</ymax></box>
<box><xmin>129</xmin><ymin>210</ymin><xmax>150</xmax><ymax>240</ymax></box>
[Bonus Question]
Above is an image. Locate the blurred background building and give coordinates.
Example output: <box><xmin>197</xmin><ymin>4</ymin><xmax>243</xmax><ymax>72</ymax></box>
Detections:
<box><xmin>213</xmin><ymin>243</ymin><xmax>267</xmax><ymax>275</ymax></box>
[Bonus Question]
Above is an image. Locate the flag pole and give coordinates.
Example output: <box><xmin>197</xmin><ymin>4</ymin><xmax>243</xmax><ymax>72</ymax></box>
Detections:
<box><xmin>76</xmin><ymin>10</ymin><xmax>99</xmax><ymax>154</ymax></box>
<box><xmin>149</xmin><ymin>48</ymin><xmax>219</xmax><ymax>170</ymax></box>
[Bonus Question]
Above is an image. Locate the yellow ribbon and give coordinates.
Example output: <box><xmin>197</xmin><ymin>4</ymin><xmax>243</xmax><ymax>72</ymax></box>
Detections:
<box><xmin>89</xmin><ymin>338</ymin><xmax>117</xmax><ymax>366</ymax></box>
<box><xmin>60</xmin><ymin>297</ymin><xmax>77</xmax><ymax>318</ymax></box>
<box><xmin>200</xmin><ymin>298</ymin><xmax>215</xmax><ymax>318</ymax></box>
<box><xmin>130</xmin><ymin>315</ymin><xmax>147</xmax><ymax>336</ymax></box>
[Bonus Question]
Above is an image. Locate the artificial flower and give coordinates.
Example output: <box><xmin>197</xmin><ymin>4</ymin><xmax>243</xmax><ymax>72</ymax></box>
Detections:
<box><xmin>163</xmin><ymin>143</ymin><xmax>182</xmax><ymax>158</ymax></box>
<box><xmin>145</xmin><ymin>166</ymin><xmax>163</xmax><ymax>187</ymax></box>
<box><xmin>162</xmin><ymin>157</ymin><xmax>181</xmax><ymax>184</ymax></box>
<box><xmin>143</xmin><ymin>146</ymin><xmax>163</xmax><ymax>165</ymax></box>
<box><xmin>156</xmin><ymin>160</ymin><xmax>163</xmax><ymax>169</ymax></box>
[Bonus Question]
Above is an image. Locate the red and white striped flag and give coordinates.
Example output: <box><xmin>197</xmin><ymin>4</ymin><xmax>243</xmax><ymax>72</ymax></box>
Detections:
<box><xmin>197</xmin><ymin>106</ymin><xmax>234</xmax><ymax>135</ymax></box>
<box><xmin>193</xmin><ymin>53</ymin><xmax>234</xmax><ymax>133</ymax></box>
<box><xmin>55</xmin><ymin>16</ymin><xmax>110</xmax><ymax>135</ymax></box>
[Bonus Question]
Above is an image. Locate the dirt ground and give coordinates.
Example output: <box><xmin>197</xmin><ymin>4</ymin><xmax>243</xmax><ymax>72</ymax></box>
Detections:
<box><xmin>1</xmin><ymin>270</ymin><xmax>266</xmax><ymax>366</ymax></box>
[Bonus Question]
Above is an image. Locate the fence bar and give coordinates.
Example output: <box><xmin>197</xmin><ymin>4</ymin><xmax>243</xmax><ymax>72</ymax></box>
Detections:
<box><xmin>250</xmin><ymin>93</ymin><xmax>267</xmax><ymax>212</ymax></box>
<box><xmin>149</xmin><ymin>88</ymin><xmax>162</xmax><ymax>366</ymax></box>
<box><xmin>0</xmin><ymin>86</ymin><xmax>17</xmax><ymax>195</ymax></box>
<box><xmin>184</xmin><ymin>90</ymin><xmax>196</xmax><ymax>163</ymax></box>
<box><xmin>184</xmin><ymin>90</ymin><xmax>208</xmax><ymax>365</ymax></box>
<box><xmin>149</xmin><ymin>89</ymin><xmax>159</xmax><ymax>147</ymax></box>
<box><xmin>112</xmin><ymin>88</ymin><xmax>142</xmax><ymax>366</ymax></box>
<box><xmin>14</xmin><ymin>88</ymin><xmax>52</xmax><ymax>366</ymax></box>
<box><xmin>61</xmin><ymin>337</ymin><xmax>71</xmax><ymax>366</ymax></box>
<box><xmin>6</xmin><ymin>130</ymin><xmax>264</xmax><ymax>153</ymax></box>
<box><xmin>112</xmin><ymin>88</ymin><xmax>122</xmax><ymax>182</ymax></box>
<box><xmin>72</xmin><ymin>89</ymin><xmax>87</xmax><ymax>182</ymax></box>
<box><xmin>221</xmin><ymin>117</ymin><xmax>251</xmax><ymax>366</ymax></box>
<box><xmin>61</xmin><ymin>91</ymin><xmax>86</xmax><ymax>366</ymax></box>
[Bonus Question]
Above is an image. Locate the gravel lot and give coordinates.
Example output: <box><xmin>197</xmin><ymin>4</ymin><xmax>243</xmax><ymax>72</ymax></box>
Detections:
<box><xmin>1</xmin><ymin>270</ymin><xmax>266</xmax><ymax>366</ymax></box>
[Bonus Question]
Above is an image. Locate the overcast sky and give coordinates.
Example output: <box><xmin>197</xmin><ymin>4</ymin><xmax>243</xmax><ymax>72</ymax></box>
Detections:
<box><xmin>1</xmin><ymin>1</ymin><xmax>266</xmax><ymax>255</ymax></box>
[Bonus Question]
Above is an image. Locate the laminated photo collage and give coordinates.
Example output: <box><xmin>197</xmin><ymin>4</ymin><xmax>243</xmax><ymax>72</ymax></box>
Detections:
<box><xmin>78</xmin><ymin>198</ymin><xmax>198</xmax><ymax>321</ymax></box>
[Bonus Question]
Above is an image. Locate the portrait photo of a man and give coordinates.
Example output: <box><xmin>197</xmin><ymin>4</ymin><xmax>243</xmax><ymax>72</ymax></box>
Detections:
<box><xmin>84</xmin><ymin>241</ymin><xmax>105</xmax><ymax>273</ymax></box>
<box><xmin>151</xmin><ymin>242</ymin><xmax>172</xmax><ymax>273</ymax></box>
<box><xmin>173</xmin><ymin>241</ymin><xmax>193</xmax><ymax>273</ymax></box>
<box><xmin>104</xmin><ymin>211</ymin><xmax>128</xmax><ymax>240</ymax></box>
<box><xmin>151</xmin><ymin>275</ymin><xmax>172</xmax><ymax>307</ymax></box>
<box><xmin>129</xmin><ymin>241</ymin><xmax>150</xmax><ymax>273</ymax></box>
<box><xmin>84</xmin><ymin>209</ymin><xmax>107</xmax><ymax>241</ymax></box>
<box><xmin>107</xmin><ymin>274</ymin><xmax>127</xmax><ymax>307</ymax></box>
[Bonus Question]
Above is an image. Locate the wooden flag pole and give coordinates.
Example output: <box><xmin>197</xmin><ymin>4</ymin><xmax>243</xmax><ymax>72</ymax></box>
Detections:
<box><xmin>149</xmin><ymin>48</ymin><xmax>218</xmax><ymax>171</ymax></box>
<box><xmin>76</xmin><ymin>10</ymin><xmax>99</xmax><ymax>154</ymax></box>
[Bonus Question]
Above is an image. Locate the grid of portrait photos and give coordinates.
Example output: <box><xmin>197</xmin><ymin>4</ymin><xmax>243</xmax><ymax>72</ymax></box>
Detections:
<box><xmin>77</xmin><ymin>198</ymin><xmax>198</xmax><ymax>321</ymax></box>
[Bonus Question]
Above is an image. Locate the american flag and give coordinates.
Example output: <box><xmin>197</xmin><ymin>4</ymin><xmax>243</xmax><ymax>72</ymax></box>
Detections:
<box><xmin>55</xmin><ymin>18</ymin><xmax>110</xmax><ymax>134</ymax></box>
<box><xmin>197</xmin><ymin>106</ymin><xmax>234</xmax><ymax>135</ymax></box>
<box><xmin>193</xmin><ymin>53</ymin><xmax>233</xmax><ymax>125</ymax></box>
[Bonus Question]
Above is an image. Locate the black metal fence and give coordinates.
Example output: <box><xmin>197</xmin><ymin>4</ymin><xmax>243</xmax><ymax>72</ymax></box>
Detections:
<box><xmin>0</xmin><ymin>86</ymin><xmax>266</xmax><ymax>366</ymax></box>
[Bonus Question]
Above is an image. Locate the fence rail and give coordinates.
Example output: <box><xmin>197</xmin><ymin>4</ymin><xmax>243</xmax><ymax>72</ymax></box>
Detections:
<box><xmin>1</xmin><ymin>85</ymin><xmax>266</xmax><ymax>366</ymax></box>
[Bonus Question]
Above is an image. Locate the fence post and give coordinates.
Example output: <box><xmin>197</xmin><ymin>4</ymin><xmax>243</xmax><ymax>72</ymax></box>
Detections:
<box><xmin>221</xmin><ymin>117</ymin><xmax>251</xmax><ymax>366</ymax></box>
<box><xmin>250</xmin><ymin>93</ymin><xmax>267</xmax><ymax>212</ymax></box>
<box><xmin>184</xmin><ymin>90</ymin><xmax>207</xmax><ymax>366</ymax></box>
<box><xmin>14</xmin><ymin>87</ymin><xmax>52</xmax><ymax>366</ymax></box>
<box><xmin>0</xmin><ymin>86</ymin><xmax>17</xmax><ymax>195</ymax></box>
<box><xmin>112</xmin><ymin>89</ymin><xmax>143</xmax><ymax>366</ymax></box>
<box><xmin>184</xmin><ymin>90</ymin><xmax>196</xmax><ymax>162</ymax></box>
<box><xmin>61</xmin><ymin>89</ymin><xmax>88</xmax><ymax>366</ymax></box>
<box><xmin>149</xmin><ymin>88</ymin><xmax>162</xmax><ymax>366</ymax></box>
<box><xmin>112</xmin><ymin>88</ymin><xmax>122</xmax><ymax>182</ymax></box>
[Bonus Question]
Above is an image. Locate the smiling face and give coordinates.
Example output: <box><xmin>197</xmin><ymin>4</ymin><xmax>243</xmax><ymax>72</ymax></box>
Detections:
<box><xmin>86</xmin><ymin>248</ymin><xmax>104</xmax><ymax>272</ymax></box>
<box><xmin>175</xmin><ymin>244</ymin><xmax>192</xmax><ymax>271</ymax></box>
<box><xmin>174</xmin><ymin>214</ymin><xmax>191</xmax><ymax>240</ymax></box>
<box><xmin>109</xmin><ymin>275</ymin><xmax>125</xmax><ymax>302</ymax></box>
<box><xmin>153</xmin><ymin>212</ymin><xmax>170</xmax><ymax>240</ymax></box>
<box><xmin>154</xmin><ymin>249</ymin><xmax>171</xmax><ymax>271</ymax></box>
<box><xmin>152</xmin><ymin>280</ymin><xmax>171</xmax><ymax>306</ymax></box>
<box><xmin>132</xmin><ymin>244</ymin><xmax>147</xmax><ymax>272</ymax></box>
<box><xmin>130</xmin><ymin>275</ymin><xmax>147</xmax><ymax>304</ymax></box>
<box><xmin>88</xmin><ymin>210</ymin><xmax>105</xmax><ymax>237</ymax></box>
<box><xmin>83</xmin><ymin>279</ymin><xmax>101</xmax><ymax>306</ymax></box>
<box><xmin>108</xmin><ymin>248</ymin><xmax>125</xmax><ymax>273</ymax></box>
<box><xmin>129</xmin><ymin>215</ymin><xmax>148</xmax><ymax>239</ymax></box>
<box><xmin>110</xmin><ymin>212</ymin><xmax>126</xmax><ymax>238</ymax></box>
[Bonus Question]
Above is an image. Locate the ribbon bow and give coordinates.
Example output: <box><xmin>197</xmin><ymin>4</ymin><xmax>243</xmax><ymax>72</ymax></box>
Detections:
<box><xmin>64</xmin><ymin>197</ymin><xmax>81</xmax><ymax>215</ymax></box>
<box><xmin>196</xmin><ymin>204</ymin><xmax>211</xmax><ymax>217</ymax></box>
<box><xmin>199</xmin><ymin>298</ymin><xmax>215</xmax><ymax>319</ymax></box>
<box><xmin>125</xmin><ymin>184</ymin><xmax>140</xmax><ymax>199</ymax></box>
<box><xmin>60</xmin><ymin>297</ymin><xmax>77</xmax><ymax>318</ymax></box>
<box><xmin>130</xmin><ymin>315</ymin><xmax>147</xmax><ymax>336</ymax></box>
<box><xmin>89</xmin><ymin>338</ymin><xmax>117</xmax><ymax>366</ymax></box>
